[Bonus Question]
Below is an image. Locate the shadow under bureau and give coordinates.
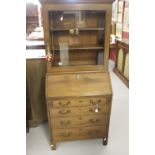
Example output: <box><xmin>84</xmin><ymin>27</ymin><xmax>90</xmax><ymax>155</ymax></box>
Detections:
<box><xmin>46</xmin><ymin>72</ymin><xmax>112</xmax><ymax>150</ymax></box>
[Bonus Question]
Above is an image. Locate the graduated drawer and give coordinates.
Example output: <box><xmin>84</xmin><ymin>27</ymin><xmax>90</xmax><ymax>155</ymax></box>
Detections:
<box><xmin>51</xmin><ymin>114</ymin><xmax>107</xmax><ymax>128</ymax></box>
<box><xmin>53</xmin><ymin>126</ymin><xmax>106</xmax><ymax>141</ymax></box>
<box><xmin>47</xmin><ymin>97</ymin><xmax>108</xmax><ymax>108</ymax></box>
<box><xmin>50</xmin><ymin>105</ymin><xmax>109</xmax><ymax>117</ymax></box>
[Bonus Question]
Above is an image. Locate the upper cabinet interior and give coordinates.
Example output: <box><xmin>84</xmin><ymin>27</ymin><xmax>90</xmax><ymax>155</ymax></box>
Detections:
<box><xmin>50</xmin><ymin>10</ymin><xmax>105</xmax><ymax>67</ymax></box>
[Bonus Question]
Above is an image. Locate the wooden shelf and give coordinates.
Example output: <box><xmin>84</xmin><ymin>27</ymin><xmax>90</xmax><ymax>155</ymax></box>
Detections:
<box><xmin>53</xmin><ymin>45</ymin><xmax>104</xmax><ymax>51</ymax></box>
<box><xmin>51</xmin><ymin>27</ymin><xmax>104</xmax><ymax>31</ymax></box>
<box><xmin>80</xmin><ymin>27</ymin><xmax>104</xmax><ymax>31</ymax></box>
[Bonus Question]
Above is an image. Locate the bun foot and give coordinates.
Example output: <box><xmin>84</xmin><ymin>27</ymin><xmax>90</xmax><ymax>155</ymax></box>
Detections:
<box><xmin>103</xmin><ymin>137</ymin><xmax>108</xmax><ymax>145</ymax></box>
<box><xmin>51</xmin><ymin>142</ymin><xmax>56</xmax><ymax>150</ymax></box>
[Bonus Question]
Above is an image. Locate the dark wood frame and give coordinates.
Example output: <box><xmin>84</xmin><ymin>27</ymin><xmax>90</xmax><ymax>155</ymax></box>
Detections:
<box><xmin>113</xmin><ymin>39</ymin><xmax>129</xmax><ymax>87</ymax></box>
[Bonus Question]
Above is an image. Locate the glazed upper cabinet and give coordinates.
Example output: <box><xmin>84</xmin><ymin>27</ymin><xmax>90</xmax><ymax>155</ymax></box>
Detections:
<box><xmin>40</xmin><ymin>0</ymin><xmax>113</xmax><ymax>72</ymax></box>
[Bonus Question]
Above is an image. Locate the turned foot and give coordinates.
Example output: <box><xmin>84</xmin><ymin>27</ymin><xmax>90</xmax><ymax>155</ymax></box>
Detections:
<box><xmin>103</xmin><ymin>137</ymin><xmax>108</xmax><ymax>145</ymax></box>
<box><xmin>51</xmin><ymin>142</ymin><xmax>56</xmax><ymax>150</ymax></box>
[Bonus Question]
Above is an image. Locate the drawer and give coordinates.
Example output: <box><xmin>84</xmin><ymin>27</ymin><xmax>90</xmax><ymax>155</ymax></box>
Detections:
<box><xmin>47</xmin><ymin>97</ymin><xmax>109</xmax><ymax>108</ymax></box>
<box><xmin>51</xmin><ymin>114</ymin><xmax>108</xmax><ymax>128</ymax></box>
<box><xmin>50</xmin><ymin>104</ymin><xmax>109</xmax><ymax>117</ymax></box>
<box><xmin>53</xmin><ymin>126</ymin><xmax>106</xmax><ymax>141</ymax></box>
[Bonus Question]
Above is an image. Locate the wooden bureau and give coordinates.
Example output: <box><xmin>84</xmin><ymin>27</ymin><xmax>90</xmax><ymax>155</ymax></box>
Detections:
<box><xmin>40</xmin><ymin>0</ymin><xmax>114</xmax><ymax>150</ymax></box>
<box><xmin>46</xmin><ymin>72</ymin><xmax>112</xmax><ymax>150</ymax></box>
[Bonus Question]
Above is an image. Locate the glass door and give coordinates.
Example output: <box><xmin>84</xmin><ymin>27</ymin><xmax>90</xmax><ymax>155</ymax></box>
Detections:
<box><xmin>49</xmin><ymin>10</ymin><xmax>106</xmax><ymax>67</ymax></box>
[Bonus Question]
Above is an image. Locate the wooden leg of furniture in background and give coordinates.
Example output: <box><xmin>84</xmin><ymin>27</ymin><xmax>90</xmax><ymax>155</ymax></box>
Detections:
<box><xmin>26</xmin><ymin>119</ymin><xmax>29</xmax><ymax>133</ymax></box>
<box><xmin>26</xmin><ymin>79</ymin><xmax>32</xmax><ymax>132</ymax></box>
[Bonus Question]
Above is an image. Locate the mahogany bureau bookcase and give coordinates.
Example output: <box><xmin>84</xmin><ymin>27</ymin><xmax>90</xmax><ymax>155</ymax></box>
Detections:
<box><xmin>40</xmin><ymin>0</ymin><xmax>114</xmax><ymax>150</ymax></box>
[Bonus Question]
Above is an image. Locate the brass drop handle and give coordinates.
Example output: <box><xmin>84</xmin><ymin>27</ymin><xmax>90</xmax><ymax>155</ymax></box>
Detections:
<box><xmin>59</xmin><ymin>109</ymin><xmax>71</xmax><ymax>115</ymax></box>
<box><xmin>95</xmin><ymin>107</ymin><xmax>100</xmax><ymax>113</ymax></box>
<box><xmin>60</xmin><ymin>120</ymin><xmax>70</xmax><ymax>126</ymax></box>
<box><xmin>89</xmin><ymin>118</ymin><xmax>99</xmax><ymax>123</ymax></box>
<box><xmin>60</xmin><ymin>132</ymin><xmax>72</xmax><ymax>137</ymax></box>
<box><xmin>58</xmin><ymin>101</ymin><xmax>70</xmax><ymax>107</ymax></box>
<box><xmin>95</xmin><ymin>103</ymin><xmax>101</xmax><ymax>113</ymax></box>
<box><xmin>89</xmin><ymin>107</ymin><xmax>100</xmax><ymax>113</ymax></box>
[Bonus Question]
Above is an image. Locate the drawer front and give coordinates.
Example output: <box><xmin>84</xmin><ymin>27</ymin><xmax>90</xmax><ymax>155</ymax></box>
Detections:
<box><xmin>53</xmin><ymin>126</ymin><xmax>106</xmax><ymax>141</ymax></box>
<box><xmin>51</xmin><ymin>114</ymin><xmax>108</xmax><ymax>128</ymax></box>
<box><xmin>48</xmin><ymin>97</ymin><xmax>108</xmax><ymax>108</ymax></box>
<box><xmin>50</xmin><ymin>104</ymin><xmax>109</xmax><ymax>117</ymax></box>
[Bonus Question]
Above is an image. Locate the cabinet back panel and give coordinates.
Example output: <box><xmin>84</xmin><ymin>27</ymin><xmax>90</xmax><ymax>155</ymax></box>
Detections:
<box><xmin>53</xmin><ymin>31</ymin><xmax>104</xmax><ymax>47</ymax></box>
<box><xmin>53</xmin><ymin>51</ymin><xmax>104</xmax><ymax>66</ymax></box>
